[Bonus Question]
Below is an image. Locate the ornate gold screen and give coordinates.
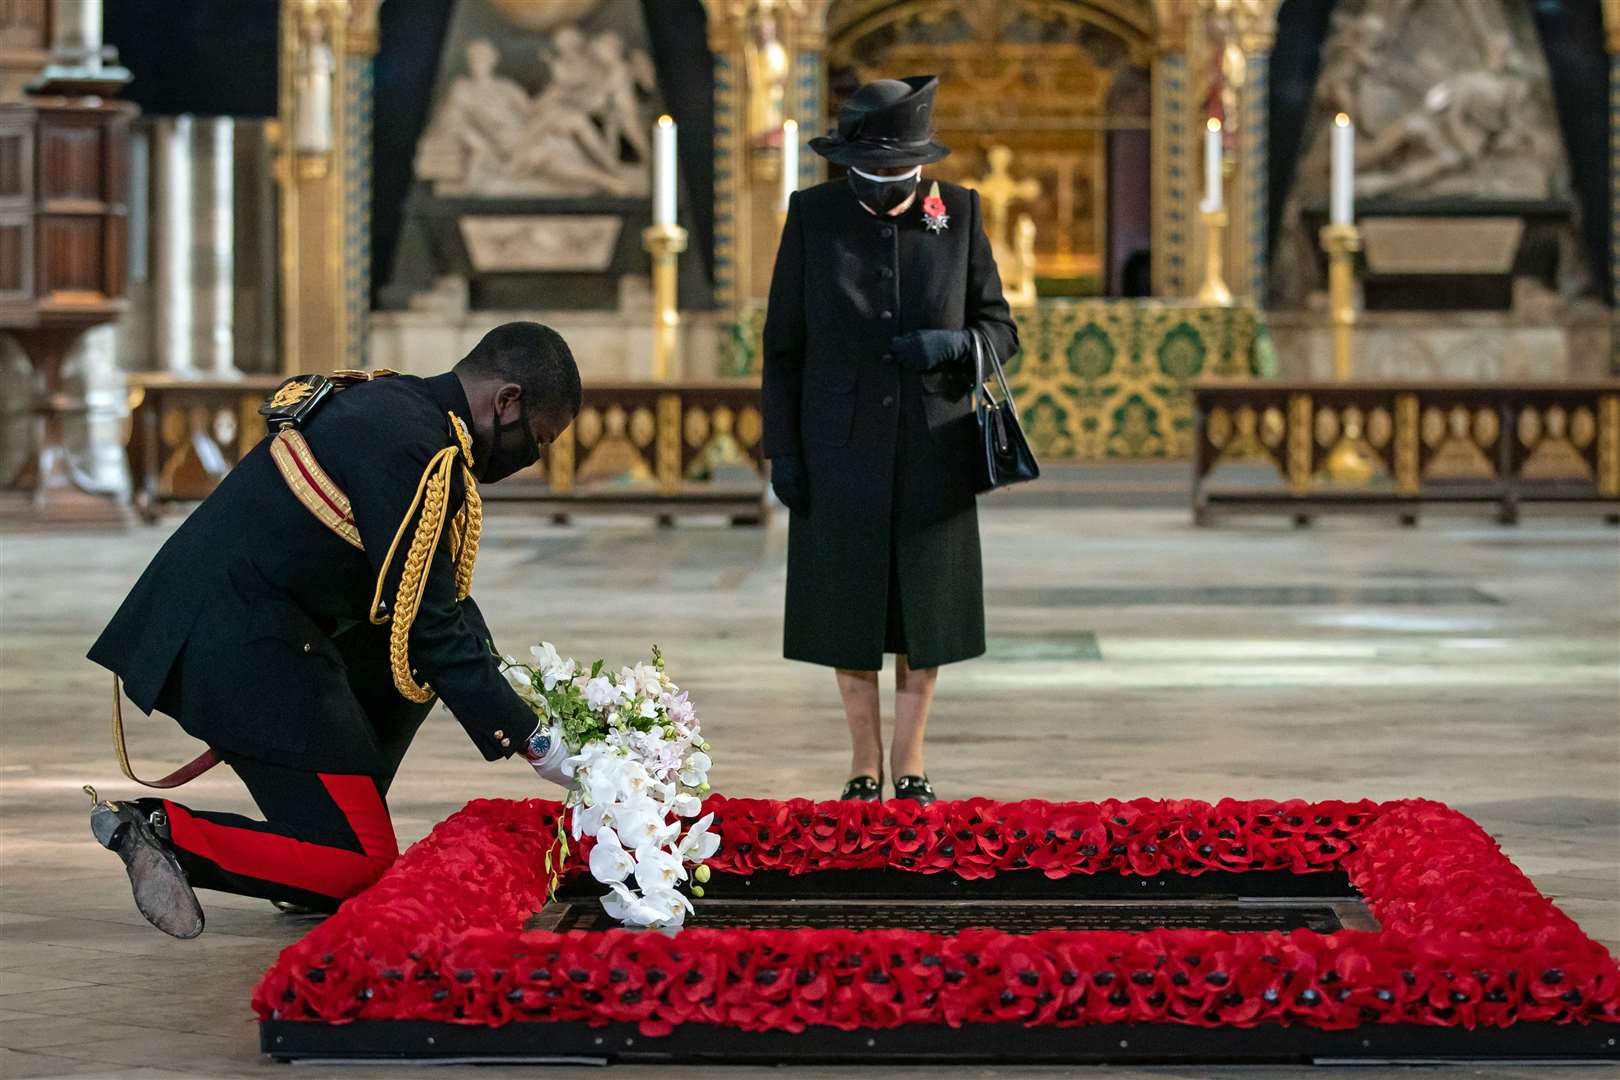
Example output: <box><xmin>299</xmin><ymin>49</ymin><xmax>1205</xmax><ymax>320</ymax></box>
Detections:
<box><xmin>826</xmin><ymin>0</ymin><xmax>1152</xmax><ymax>284</ymax></box>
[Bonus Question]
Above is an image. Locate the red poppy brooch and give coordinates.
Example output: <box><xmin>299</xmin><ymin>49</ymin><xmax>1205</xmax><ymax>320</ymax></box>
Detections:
<box><xmin>921</xmin><ymin>181</ymin><xmax>949</xmax><ymax>234</ymax></box>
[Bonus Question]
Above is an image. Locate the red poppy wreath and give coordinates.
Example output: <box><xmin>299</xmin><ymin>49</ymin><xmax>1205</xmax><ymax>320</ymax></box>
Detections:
<box><xmin>255</xmin><ymin>796</ymin><xmax>1618</xmax><ymax>1038</ymax></box>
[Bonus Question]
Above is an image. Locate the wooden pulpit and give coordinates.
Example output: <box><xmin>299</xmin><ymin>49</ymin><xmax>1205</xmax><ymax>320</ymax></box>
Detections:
<box><xmin>0</xmin><ymin>94</ymin><xmax>136</xmax><ymax>520</ymax></box>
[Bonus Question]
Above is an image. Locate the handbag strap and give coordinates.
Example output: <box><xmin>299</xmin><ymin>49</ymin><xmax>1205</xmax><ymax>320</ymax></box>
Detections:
<box><xmin>970</xmin><ymin>327</ymin><xmax>1013</xmax><ymax>407</ymax></box>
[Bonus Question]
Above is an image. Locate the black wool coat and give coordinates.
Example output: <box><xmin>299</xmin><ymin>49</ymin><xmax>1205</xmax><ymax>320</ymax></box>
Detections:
<box><xmin>762</xmin><ymin>179</ymin><xmax>1018</xmax><ymax>670</ymax></box>
<box><xmin>88</xmin><ymin>373</ymin><xmax>537</xmax><ymax>776</ymax></box>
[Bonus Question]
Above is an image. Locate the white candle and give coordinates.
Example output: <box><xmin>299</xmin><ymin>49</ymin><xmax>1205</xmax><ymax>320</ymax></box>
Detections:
<box><xmin>1203</xmin><ymin>117</ymin><xmax>1222</xmax><ymax>212</ymax></box>
<box><xmin>1330</xmin><ymin>112</ymin><xmax>1354</xmax><ymax>226</ymax></box>
<box><xmin>781</xmin><ymin>119</ymin><xmax>798</xmax><ymax>210</ymax></box>
<box><xmin>653</xmin><ymin>115</ymin><xmax>677</xmax><ymax>226</ymax></box>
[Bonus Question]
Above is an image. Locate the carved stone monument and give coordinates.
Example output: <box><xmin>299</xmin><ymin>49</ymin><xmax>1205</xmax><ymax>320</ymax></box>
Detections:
<box><xmin>1275</xmin><ymin>0</ymin><xmax>1579</xmax><ymax>311</ymax></box>
<box><xmin>1267</xmin><ymin>0</ymin><xmax>1605</xmax><ymax>380</ymax></box>
<box><xmin>380</xmin><ymin>0</ymin><xmax>705</xmax><ymax>316</ymax></box>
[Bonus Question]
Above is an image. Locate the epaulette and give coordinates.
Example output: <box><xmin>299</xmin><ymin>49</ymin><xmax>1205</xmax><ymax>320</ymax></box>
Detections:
<box><xmin>259</xmin><ymin>368</ymin><xmax>403</xmax><ymax>431</ymax></box>
<box><xmin>259</xmin><ymin>374</ymin><xmax>335</xmax><ymax>431</ymax></box>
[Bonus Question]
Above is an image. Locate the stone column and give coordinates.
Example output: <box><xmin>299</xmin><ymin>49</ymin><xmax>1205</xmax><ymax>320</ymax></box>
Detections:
<box><xmin>1150</xmin><ymin>51</ymin><xmax>1193</xmax><ymax>297</ymax></box>
<box><xmin>704</xmin><ymin>0</ymin><xmax>827</xmax><ymax>316</ymax></box>
<box><xmin>31</xmin><ymin>0</ymin><xmax>130</xmax><ymax>91</ymax></box>
<box><xmin>1238</xmin><ymin>48</ymin><xmax>1271</xmax><ymax>303</ymax></box>
<box><xmin>66</xmin><ymin>324</ymin><xmax>133</xmax><ymax>502</ymax></box>
<box><xmin>152</xmin><ymin>115</ymin><xmax>195</xmax><ymax>375</ymax></box>
<box><xmin>1234</xmin><ymin>3</ymin><xmax>1279</xmax><ymax>305</ymax></box>
<box><xmin>193</xmin><ymin>116</ymin><xmax>235</xmax><ymax>377</ymax></box>
<box><xmin>277</xmin><ymin>1</ymin><xmax>381</xmax><ymax>373</ymax></box>
<box><xmin>50</xmin><ymin>0</ymin><xmax>104</xmax><ymax>72</ymax></box>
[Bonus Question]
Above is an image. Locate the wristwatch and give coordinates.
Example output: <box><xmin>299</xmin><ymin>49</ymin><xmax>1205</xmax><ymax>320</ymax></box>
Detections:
<box><xmin>523</xmin><ymin>722</ymin><xmax>550</xmax><ymax>762</ymax></box>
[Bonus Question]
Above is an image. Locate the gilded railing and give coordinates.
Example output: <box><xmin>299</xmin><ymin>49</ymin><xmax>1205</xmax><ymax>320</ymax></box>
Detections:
<box><xmin>127</xmin><ymin>375</ymin><xmax>767</xmax><ymax>521</ymax></box>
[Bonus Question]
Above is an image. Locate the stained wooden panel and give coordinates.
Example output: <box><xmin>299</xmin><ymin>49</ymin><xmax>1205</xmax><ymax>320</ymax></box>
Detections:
<box><xmin>0</xmin><ymin>123</ymin><xmax>28</xmax><ymax>207</ymax></box>
<box><xmin>0</xmin><ymin>0</ymin><xmax>50</xmax><ymax>51</ymax></box>
<box><xmin>38</xmin><ymin>123</ymin><xmax>104</xmax><ymax>203</ymax></box>
<box><xmin>0</xmin><ymin>217</ymin><xmax>28</xmax><ymax>295</ymax></box>
<box><xmin>38</xmin><ymin>215</ymin><xmax>103</xmax><ymax>295</ymax></box>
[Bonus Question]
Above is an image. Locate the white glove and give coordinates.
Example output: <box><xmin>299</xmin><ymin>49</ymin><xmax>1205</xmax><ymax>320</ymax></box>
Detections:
<box><xmin>522</xmin><ymin>722</ymin><xmax>570</xmax><ymax>787</ymax></box>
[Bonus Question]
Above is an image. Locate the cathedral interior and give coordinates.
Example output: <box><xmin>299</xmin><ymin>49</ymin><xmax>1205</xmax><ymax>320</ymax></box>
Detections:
<box><xmin>0</xmin><ymin>1</ymin><xmax>1616</xmax><ymax>1077</ymax></box>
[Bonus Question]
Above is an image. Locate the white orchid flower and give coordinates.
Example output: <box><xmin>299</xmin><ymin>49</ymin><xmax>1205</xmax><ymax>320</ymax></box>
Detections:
<box><xmin>677</xmin><ymin>812</ymin><xmax>720</xmax><ymax>863</ymax></box>
<box><xmin>529</xmin><ymin>642</ymin><xmax>577</xmax><ymax>690</ymax></box>
<box><xmin>584</xmin><ymin>675</ymin><xmax>619</xmax><ymax>711</ymax></box>
<box><xmin>672</xmin><ymin>792</ymin><xmax>702</xmax><ymax>818</ymax></box>
<box><xmin>600</xmin><ymin>882</ymin><xmax>664</xmax><ymax>926</ymax></box>
<box><xmin>587</xmin><ymin>826</ymin><xmax>635</xmax><ymax>884</ymax></box>
<box><xmin>633</xmin><ymin>844</ymin><xmax>687</xmax><ymax>894</ymax></box>
<box><xmin>678</xmin><ymin>750</ymin><xmax>712</xmax><ymax>788</ymax></box>
<box><xmin>639</xmin><ymin>887</ymin><xmax>692</xmax><ymax>927</ymax></box>
<box><xmin>570</xmin><ymin>799</ymin><xmax>607</xmax><ymax>841</ymax></box>
<box><xmin>613</xmin><ymin>796</ymin><xmax>675</xmax><ymax>850</ymax></box>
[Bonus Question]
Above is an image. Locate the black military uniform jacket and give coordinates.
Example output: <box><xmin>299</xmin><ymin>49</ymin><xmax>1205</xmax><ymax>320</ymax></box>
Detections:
<box><xmin>762</xmin><ymin>179</ymin><xmax>1018</xmax><ymax>670</ymax></box>
<box><xmin>88</xmin><ymin>373</ymin><xmax>536</xmax><ymax>775</ymax></box>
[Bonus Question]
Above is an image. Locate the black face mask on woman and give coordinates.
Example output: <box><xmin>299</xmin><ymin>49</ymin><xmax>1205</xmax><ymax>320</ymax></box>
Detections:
<box><xmin>478</xmin><ymin>399</ymin><xmax>540</xmax><ymax>483</ymax></box>
<box><xmin>847</xmin><ymin>166</ymin><xmax>920</xmax><ymax>215</ymax></box>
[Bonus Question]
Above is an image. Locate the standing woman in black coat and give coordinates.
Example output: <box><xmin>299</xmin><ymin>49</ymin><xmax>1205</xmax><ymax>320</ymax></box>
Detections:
<box><xmin>762</xmin><ymin>76</ymin><xmax>1018</xmax><ymax>805</ymax></box>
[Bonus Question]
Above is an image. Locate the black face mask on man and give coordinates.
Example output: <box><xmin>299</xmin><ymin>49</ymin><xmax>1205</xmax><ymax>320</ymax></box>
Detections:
<box><xmin>848</xmin><ymin>166</ymin><xmax>920</xmax><ymax>215</ymax></box>
<box><xmin>478</xmin><ymin>397</ymin><xmax>540</xmax><ymax>483</ymax></box>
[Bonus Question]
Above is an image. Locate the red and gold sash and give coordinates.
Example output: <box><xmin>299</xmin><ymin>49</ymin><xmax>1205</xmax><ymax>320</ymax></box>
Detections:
<box><xmin>268</xmin><ymin>429</ymin><xmax>364</xmax><ymax>550</ymax></box>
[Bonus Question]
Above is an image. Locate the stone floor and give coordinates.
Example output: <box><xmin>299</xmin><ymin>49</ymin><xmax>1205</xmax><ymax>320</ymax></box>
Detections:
<box><xmin>2</xmin><ymin>494</ymin><xmax>1617</xmax><ymax>1079</ymax></box>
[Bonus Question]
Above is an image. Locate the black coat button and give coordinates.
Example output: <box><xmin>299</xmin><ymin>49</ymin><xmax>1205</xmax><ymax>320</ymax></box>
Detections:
<box><xmin>880</xmin><ymin>267</ymin><xmax>894</xmax><ymax>279</ymax></box>
<box><xmin>882</xmin><ymin>395</ymin><xmax>895</xmax><ymax>407</ymax></box>
<box><xmin>880</xmin><ymin>310</ymin><xmax>892</xmax><ymax>320</ymax></box>
<box><xmin>880</xmin><ymin>226</ymin><xmax>894</xmax><ymax>238</ymax></box>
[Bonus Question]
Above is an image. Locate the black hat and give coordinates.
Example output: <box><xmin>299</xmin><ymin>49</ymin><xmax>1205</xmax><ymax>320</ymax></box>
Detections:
<box><xmin>809</xmin><ymin>75</ymin><xmax>949</xmax><ymax>169</ymax></box>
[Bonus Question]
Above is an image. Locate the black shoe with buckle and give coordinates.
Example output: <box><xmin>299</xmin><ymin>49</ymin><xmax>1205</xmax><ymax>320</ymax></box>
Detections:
<box><xmin>86</xmin><ymin>786</ymin><xmax>205</xmax><ymax>939</ymax></box>
<box><xmin>839</xmin><ymin>774</ymin><xmax>883</xmax><ymax>802</ymax></box>
<box><xmin>892</xmin><ymin>775</ymin><xmax>936</xmax><ymax>806</ymax></box>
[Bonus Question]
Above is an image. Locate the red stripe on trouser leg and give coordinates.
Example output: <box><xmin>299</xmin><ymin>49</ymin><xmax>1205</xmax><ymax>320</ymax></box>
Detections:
<box><xmin>162</xmin><ymin>778</ymin><xmax>397</xmax><ymax>900</ymax></box>
<box><xmin>318</xmin><ymin>774</ymin><xmax>399</xmax><ymax>862</ymax></box>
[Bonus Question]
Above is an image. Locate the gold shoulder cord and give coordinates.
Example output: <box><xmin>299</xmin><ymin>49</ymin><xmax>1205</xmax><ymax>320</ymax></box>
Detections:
<box><xmin>367</xmin><ymin>413</ymin><xmax>483</xmax><ymax>703</ymax></box>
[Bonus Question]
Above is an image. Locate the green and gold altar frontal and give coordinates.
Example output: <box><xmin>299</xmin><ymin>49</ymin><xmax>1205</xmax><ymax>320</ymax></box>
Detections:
<box><xmin>723</xmin><ymin>300</ymin><xmax>1274</xmax><ymax>461</ymax></box>
<box><xmin>1006</xmin><ymin>301</ymin><xmax>1274</xmax><ymax>461</ymax></box>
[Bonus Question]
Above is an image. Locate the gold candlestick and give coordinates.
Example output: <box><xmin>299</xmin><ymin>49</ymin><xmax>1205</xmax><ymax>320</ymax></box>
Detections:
<box><xmin>642</xmin><ymin>223</ymin><xmax>688</xmax><ymax>381</ymax></box>
<box><xmin>1196</xmin><ymin>205</ymin><xmax>1233</xmax><ymax>306</ymax></box>
<box><xmin>1319</xmin><ymin>223</ymin><xmax>1362</xmax><ymax>381</ymax></box>
<box><xmin>1317</xmin><ymin>222</ymin><xmax>1373</xmax><ymax>484</ymax></box>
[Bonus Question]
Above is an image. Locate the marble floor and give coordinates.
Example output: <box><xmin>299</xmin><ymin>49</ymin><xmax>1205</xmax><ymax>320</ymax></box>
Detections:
<box><xmin>1</xmin><ymin>495</ymin><xmax>1616</xmax><ymax>1079</ymax></box>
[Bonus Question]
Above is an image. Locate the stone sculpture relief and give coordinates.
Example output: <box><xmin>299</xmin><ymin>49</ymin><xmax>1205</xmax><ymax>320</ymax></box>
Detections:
<box><xmin>415</xmin><ymin>29</ymin><xmax>655</xmax><ymax>198</ymax></box>
<box><xmin>1311</xmin><ymin>0</ymin><xmax>1559</xmax><ymax>202</ymax></box>
<box><xmin>1272</xmin><ymin>0</ymin><xmax>1576</xmax><ymax>306</ymax></box>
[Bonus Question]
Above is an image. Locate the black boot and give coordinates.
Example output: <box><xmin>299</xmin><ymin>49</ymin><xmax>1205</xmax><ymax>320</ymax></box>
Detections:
<box><xmin>86</xmin><ymin>786</ymin><xmax>205</xmax><ymax>939</ymax></box>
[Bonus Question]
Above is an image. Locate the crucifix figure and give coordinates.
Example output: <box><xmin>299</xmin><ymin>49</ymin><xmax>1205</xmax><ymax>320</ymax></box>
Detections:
<box><xmin>962</xmin><ymin>145</ymin><xmax>1040</xmax><ymax>259</ymax></box>
<box><xmin>962</xmin><ymin>145</ymin><xmax>1041</xmax><ymax>305</ymax></box>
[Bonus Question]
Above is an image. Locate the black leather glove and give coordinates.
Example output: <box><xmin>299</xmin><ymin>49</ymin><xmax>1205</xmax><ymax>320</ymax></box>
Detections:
<box><xmin>770</xmin><ymin>454</ymin><xmax>808</xmax><ymax>512</ymax></box>
<box><xmin>887</xmin><ymin>329</ymin><xmax>973</xmax><ymax>372</ymax></box>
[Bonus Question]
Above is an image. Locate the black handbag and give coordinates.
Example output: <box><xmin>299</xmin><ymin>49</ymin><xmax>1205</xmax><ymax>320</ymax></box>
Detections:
<box><xmin>970</xmin><ymin>328</ymin><xmax>1040</xmax><ymax>493</ymax></box>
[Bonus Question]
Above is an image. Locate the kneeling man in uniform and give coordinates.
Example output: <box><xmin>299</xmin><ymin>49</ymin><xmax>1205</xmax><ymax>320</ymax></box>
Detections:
<box><xmin>85</xmin><ymin>322</ymin><xmax>579</xmax><ymax>937</ymax></box>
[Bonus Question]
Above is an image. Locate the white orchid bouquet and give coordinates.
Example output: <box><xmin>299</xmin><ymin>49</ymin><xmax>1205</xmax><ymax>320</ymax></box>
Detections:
<box><xmin>500</xmin><ymin>644</ymin><xmax>718</xmax><ymax>929</ymax></box>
